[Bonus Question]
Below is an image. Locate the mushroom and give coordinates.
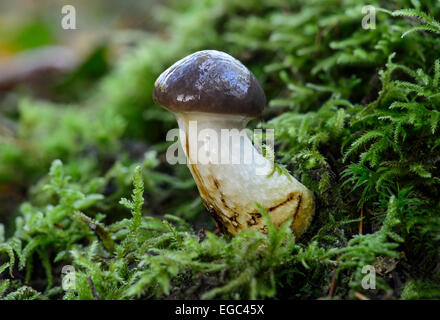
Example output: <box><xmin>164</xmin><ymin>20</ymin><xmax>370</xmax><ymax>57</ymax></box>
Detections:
<box><xmin>153</xmin><ymin>50</ymin><xmax>314</xmax><ymax>237</ymax></box>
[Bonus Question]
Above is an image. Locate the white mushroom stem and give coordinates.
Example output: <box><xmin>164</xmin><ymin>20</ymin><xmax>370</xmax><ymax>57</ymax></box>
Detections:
<box><xmin>175</xmin><ymin>112</ymin><xmax>315</xmax><ymax>237</ymax></box>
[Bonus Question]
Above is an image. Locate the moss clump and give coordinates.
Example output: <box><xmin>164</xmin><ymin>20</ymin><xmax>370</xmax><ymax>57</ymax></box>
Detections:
<box><xmin>1</xmin><ymin>0</ymin><xmax>440</xmax><ymax>299</ymax></box>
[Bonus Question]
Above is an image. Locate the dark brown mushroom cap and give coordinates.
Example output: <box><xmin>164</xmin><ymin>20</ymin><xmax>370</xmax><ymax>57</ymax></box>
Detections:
<box><xmin>153</xmin><ymin>50</ymin><xmax>266</xmax><ymax>117</ymax></box>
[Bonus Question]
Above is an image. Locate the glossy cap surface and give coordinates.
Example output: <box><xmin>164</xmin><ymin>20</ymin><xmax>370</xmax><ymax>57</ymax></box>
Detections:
<box><xmin>153</xmin><ymin>50</ymin><xmax>266</xmax><ymax>117</ymax></box>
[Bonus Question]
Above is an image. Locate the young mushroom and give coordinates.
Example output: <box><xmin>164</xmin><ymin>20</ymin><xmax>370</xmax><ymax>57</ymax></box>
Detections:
<box><xmin>153</xmin><ymin>50</ymin><xmax>315</xmax><ymax>238</ymax></box>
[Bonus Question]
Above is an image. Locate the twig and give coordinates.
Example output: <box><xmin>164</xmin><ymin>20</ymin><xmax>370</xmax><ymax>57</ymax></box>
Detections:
<box><xmin>74</xmin><ymin>211</ymin><xmax>115</xmax><ymax>253</ymax></box>
<box><xmin>328</xmin><ymin>268</ymin><xmax>338</xmax><ymax>297</ymax></box>
<box><xmin>87</xmin><ymin>276</ymin><xmax>100</xmax><ymax>300</ymax></box>
<box><xmin>354</xmin><ymin>292</ymin><xmax>369</xmax><ymax>300</ymax></box>
<box><xmin>343</xmin><ymin>198</ymin><xmax>360</xmax><ymax>207</ymax></box>
<box><xmin>328</xmin><ymin>253</ymin><xmax>342</xmax><ymax>298</ymax></box>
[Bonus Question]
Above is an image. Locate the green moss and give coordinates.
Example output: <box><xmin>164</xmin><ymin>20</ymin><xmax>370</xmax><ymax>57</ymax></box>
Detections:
<box><xmin>1</xmin><ymin>0</ymin><xmax>440</xmax><ymax>299</ymax></box>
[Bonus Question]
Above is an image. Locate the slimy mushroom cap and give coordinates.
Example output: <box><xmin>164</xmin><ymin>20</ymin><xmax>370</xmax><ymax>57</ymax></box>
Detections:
<box><xmin>153</xmin><ymin>50</ymin><xmax>266</xmax><ymax>117</ymax></box>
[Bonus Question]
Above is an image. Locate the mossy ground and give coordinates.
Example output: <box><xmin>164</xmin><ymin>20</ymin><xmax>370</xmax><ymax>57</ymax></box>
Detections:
<box><xmin>0</xmin><ymin>0</ymin><xmax>439</xmax><ymax>300</ymax></box>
